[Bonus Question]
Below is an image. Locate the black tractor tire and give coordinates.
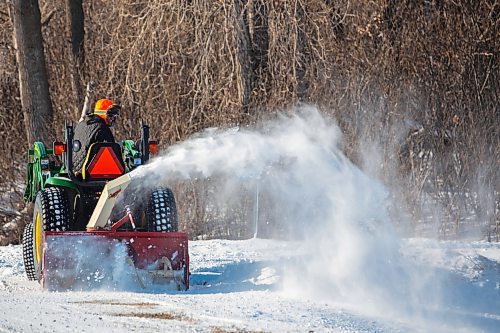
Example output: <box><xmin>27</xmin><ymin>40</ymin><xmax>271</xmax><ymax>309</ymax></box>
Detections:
<box><xmin>147</xmin><ymin>188</ymin><xmax>178</xmax><ymax>232</ymax></box>
<box><xmin>22</xmin><ymin>187</ymin><xmax>71</xmax><ymax>281</ymax></box>
<box><xmin>22</xmin><ymin>223</ymin><xmax>37</xmax><ymax>281</ymax></box>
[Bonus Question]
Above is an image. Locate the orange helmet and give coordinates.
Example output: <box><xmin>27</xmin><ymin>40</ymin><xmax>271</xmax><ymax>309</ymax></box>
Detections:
<box><xmin>95</xmin><ymin>98</ymin><xmax>114</xmax><ymax>112</ymax></box>
<box><xmin>94</xmin><ymin>99</ymin><xmax>120</xmax><ymax>125</ymax></box>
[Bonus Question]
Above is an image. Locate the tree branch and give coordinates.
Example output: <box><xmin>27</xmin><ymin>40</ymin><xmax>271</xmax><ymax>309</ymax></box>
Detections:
<box><xmin>41</xmin><ymin>9</ymin><xmax>57</xmax><ymax>26</ymax></box>
<box><xmin>0</xmin><ymin>10</ymin><xmax>9</xmax><ymax>24</ymax></box>
<box><xmin>0</xmin><ymin>207</ymin><xmax>21</xmax><ymax>218</ymax></box>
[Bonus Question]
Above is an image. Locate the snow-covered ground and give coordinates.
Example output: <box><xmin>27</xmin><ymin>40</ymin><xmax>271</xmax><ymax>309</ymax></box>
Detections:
<box><xmin>0</xmin><ymin>237</ymin><xmax>499</xmax><ymax>333</ymax></box>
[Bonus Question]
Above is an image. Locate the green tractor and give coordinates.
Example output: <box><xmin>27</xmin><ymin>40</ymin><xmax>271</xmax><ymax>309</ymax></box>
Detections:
<box><xmin>22</xmin><ymin>124</ymin><xmax>189</xmax><ymax>290</ymax></box>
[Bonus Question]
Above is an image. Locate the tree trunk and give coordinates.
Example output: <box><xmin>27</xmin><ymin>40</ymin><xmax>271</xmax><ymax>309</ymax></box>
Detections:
<box><xmin>66</xmin><ymin>0</ymin><xmax>85</xmax><ymax>111</ymax></box>
<box><xmin>8</xmin><ymin>0</ymin><xmax>53</xmax><ymax>146</ymax></box>
<box><xmin>234</xmin><ymin>0</ymin><xmax>253</xmax><ymax>114</ymax></box>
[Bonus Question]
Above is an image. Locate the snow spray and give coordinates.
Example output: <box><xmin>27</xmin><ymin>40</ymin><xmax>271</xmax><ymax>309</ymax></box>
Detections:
<box><xmin>127</xmin><ymin>106</ymin><xmax>451</xmax><ymax>325</ymax></box>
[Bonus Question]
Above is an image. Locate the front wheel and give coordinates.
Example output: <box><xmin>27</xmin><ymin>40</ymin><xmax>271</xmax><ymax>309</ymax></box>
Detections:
<box><xmin>147</xmin><ymin>188</ymin><xmax>178</xmax><ymax>232</ymax></box>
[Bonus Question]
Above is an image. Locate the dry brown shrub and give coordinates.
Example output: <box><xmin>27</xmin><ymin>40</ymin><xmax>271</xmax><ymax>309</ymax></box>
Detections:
<box><xmin>0</xmin><ymin>0</ymin><xmax>498</xmax><ymax>240</ymax></box>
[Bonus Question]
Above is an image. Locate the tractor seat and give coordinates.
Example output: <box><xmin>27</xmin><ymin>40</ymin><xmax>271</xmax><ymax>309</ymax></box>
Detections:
<box><xmin>81</xmin><ymin>142</ymin><xmax>125</xmax><ymax>181</ymax></box>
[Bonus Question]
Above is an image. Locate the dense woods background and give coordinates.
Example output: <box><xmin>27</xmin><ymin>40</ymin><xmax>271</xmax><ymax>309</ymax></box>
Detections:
<box><xmin>0</xmin><ymin>0</ymin><xmax>498</xmax><ymax>243</ymax></box>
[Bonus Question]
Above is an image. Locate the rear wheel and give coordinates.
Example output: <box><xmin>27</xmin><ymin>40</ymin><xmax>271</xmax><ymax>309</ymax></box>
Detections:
<box><xmin>22</xmin><ymin>223</ymin><xmax>36</xmax><ymax>281</ymax></box>
<box><xmin>22</xmin><ymin>188</ymin><xmax>71</xmax><ymax>281</ymax></box>
<box><xmin>147</xmin><ymin>188</ymin><xmax>178</xmax><ymax>232</ymax></box>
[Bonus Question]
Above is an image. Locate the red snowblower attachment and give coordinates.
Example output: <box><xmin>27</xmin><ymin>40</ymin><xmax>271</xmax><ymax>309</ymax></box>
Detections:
<box><xmin>43</xmin><ymin>230</ymin><xmax>189</xmax><ymax>291</ymax></box>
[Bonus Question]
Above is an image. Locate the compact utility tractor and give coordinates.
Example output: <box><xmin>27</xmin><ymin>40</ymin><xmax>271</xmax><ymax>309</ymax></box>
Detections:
<box><xmin>22</xmin><ymin>124</ymin><xmax>189</xmax><ymax>291</ymax></box>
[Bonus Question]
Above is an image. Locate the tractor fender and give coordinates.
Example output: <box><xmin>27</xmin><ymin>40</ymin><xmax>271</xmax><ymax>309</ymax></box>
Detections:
<box><xmin>45</xmin><ymin>176</ymin><xmax>79</xmax><ymax>193</ymax></box>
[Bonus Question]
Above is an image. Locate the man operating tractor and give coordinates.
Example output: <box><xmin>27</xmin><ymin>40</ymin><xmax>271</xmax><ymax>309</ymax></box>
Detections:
<box><xmin>73</xmin><ymin>98</ymin><xmax>121</xmax><ymax>175</ymax></box>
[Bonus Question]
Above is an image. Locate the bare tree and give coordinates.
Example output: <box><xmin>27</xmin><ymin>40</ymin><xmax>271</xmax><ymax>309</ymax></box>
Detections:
<box><xmin>66</xmin><ymin>0</ymin><xmax>85</xmax><ymax>109</ymax></box>
<box><xmin>8</xmin><ymin>0</ymin><xmax>53</xmax><ymax>145</ymax></box>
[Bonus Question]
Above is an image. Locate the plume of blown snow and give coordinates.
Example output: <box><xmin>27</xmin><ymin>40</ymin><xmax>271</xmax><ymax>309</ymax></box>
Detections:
<box><xmin>126</xmin><ymin>106</ymin><xmax>452</xmax><ymax>325</ymax></box>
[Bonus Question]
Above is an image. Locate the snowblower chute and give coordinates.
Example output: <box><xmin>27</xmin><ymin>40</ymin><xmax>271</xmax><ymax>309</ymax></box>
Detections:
<box><xmin>22</xmin><ymin>123</ymin><xmax>189</xmax><ymax>291</ymax></box>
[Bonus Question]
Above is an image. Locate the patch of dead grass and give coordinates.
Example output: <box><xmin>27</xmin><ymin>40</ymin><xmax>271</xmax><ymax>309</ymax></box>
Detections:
<box><xmin>71</xmin><ymin>300</ymin><xmax>158</xmax><ymax>307</ymax></box>
<box><xmin>211</xmin><ymin>327</ymin><xmax>268</xmax><ymax>333</ymax></box>
<box><xmin>115</xmin><ymin>311</ymin><xmax>195</xmax><ymax>323</ymax></box>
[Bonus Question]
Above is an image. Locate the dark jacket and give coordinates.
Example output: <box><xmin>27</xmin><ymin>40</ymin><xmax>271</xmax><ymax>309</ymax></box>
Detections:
<box><xmin>73</xmin><ymin>114</ymin><xmax>115</xmax><ymax>172</ymax></box>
